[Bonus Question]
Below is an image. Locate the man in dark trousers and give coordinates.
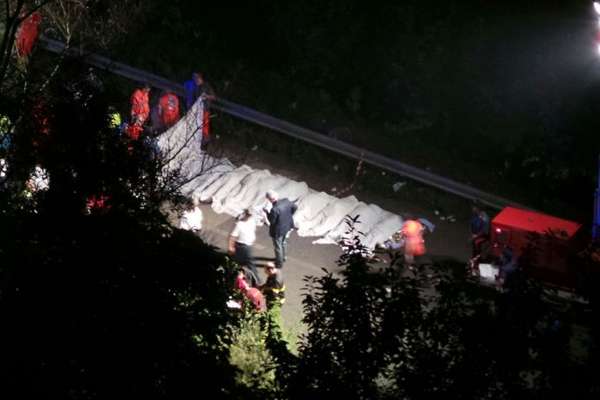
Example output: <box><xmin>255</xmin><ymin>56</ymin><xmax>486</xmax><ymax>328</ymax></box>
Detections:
<box><xmin>265</xmin><ymin>190</ymin><xmax>297</xmax><ymax>269</ymax></box>
<box><xmin>228</xmin><ymin>209</ymin><xmax>260</xmax><ymax>286</ymax></box>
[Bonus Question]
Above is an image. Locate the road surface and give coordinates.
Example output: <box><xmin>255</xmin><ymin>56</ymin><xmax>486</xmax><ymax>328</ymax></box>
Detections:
<box><xmin>197</xmin><ymin>199</ymin><xmax>471</xmax><ymax>334</ymax></box>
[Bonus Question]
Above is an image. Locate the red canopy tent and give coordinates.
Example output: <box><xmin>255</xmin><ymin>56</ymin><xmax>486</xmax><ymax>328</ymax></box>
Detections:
<box><xmin>490</xmin><ymin>207</ymin><xmax>583</xmax><ymax>288</ymax></box>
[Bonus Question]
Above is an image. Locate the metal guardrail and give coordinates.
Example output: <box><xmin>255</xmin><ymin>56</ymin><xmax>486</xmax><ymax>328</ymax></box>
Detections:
<box><xmin>39</xmin><ymin>37</ymin><xmax>529</xmax><ymax>210</ymax></box>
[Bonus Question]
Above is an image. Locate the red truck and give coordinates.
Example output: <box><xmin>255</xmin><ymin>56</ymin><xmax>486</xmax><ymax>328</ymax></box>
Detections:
<box><xmin>489</xmin><ymin>207</ymin><xmax>584</xmax><ymax>290</ymax></box>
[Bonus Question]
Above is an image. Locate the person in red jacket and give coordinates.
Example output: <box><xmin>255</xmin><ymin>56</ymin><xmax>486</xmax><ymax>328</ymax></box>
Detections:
<box><xmin>130</xmin><ymin>83</ymin><xmax>151</xmax><ymax>128</ymax></box>
<box><xmin>16</xmin><ymin>11</ymin><xmax>42</xmax><ymax>58</ymax></box>
<box><xmin>234</xmin><ymin>269</ymin><xmax>266</xmax><ymax>312</ymax></box>
<box><xmin>157</xmin><ymin>91</ymin><xmax>180</xmax><ymax>129</ymax></box>
<box><xmin>124</xmin><ymin>123</ymin><xmax>143</xmax><ymax>141</ymax></box>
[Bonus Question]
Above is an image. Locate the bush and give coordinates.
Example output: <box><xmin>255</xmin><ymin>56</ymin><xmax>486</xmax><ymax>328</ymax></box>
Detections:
<box><xmin>228</xmin><ymin>312</ymin><xmax>280</xmax><ymax>397</ymax></box>
<box><xmin>292</xmin><ymin>216</ymin><xmax>591</xmax><ymax>399</ymax></box>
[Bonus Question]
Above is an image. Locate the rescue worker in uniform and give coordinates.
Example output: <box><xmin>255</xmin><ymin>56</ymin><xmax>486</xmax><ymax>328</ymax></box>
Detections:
<box><xmin>261</xmin><ymin>261</ymin><xmax>286</xmax><ymax>337</ymax></box>
<box><xmin>157</xmin><ymin>90</ymin><xmax>180</xmax><ymax>129</ymax></box>
<box><xmin>129</xmin><ymin>83</ymin><xmax>150</xmax><ymax>128</ymax></box>
<box><xmin>261</xmin><ymin>262</ymin><xmax>285</xmax><ymax>307</ymax></box>
<box><xmin>108</xmin><ymin>108</ymin><xmax>122</xmax><ymax>131</ymax></box>
<box><xmin>402</xmin><ymin>219</ymin><xmax>426</xmax><ymax>265</ymax></box>
<box><xmin>126</xmin><ymin>83</ymin><xmax>151</xmax><ymax>141</ymax></box>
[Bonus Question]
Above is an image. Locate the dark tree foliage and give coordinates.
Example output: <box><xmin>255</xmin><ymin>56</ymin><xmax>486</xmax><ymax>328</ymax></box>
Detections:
<box><xmin>290</xmin><ymin>216</ymin><xmax>596</xmax><ymax>400</ymax></box>
<box><xmin>0</xmin><ymin>215</ymin><xmax>238</xmax><ymax>398</ymax></box>
<box><xmin>0</xmin><ymin>60</ymin><xmax>243</xmax><ymax>398</ymax></box>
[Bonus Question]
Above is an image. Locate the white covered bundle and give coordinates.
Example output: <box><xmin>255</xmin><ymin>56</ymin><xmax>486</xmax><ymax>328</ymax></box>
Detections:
<box><xmin>300</xmin><ymin>195</ymin><xmax>359</xmax><ymax>238</ymax></box>
<box><xmin>182</xmin><ymin>157</ymin><xmax>235</xmax><ymax>197</ymax></box>
<box><xmin>156</xmin><ymin>100</ymin><xmax>413</xmax><ymax>250</ymax></box>
<box><xmin>200</xmin><ymin>165</ymin><xmax>254</xmax><ymax>203</ymax></box>
<box><xmin>245</xmin><ymin>174</ymin><xmax>290</xmax><ymax>212</ymax></box>
<box><xmin>213</xmin><ymin>169</ymin><xmax>271</xmax><ymax>215</ymax></box>
<box><xmin>269</xmin><ymin>179</ymin><xmax>310</xmax><ymax>203</ymax></box>
<box><xmin>293</xmin><ymin>190</ymin><xmax>336</xmax><ymax>229</ymax></box>
<box><xmin>362</xmin><ymin>212</ymin><xmax>404</xmax><ymax>249</ymax></box>
<box><xmin>313</xmin><ymin>203</ymin><xmax>386</xmax><ymax>245</ymax></box>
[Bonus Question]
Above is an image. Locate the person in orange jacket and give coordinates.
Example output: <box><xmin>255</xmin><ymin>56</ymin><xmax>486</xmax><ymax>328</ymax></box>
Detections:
<box><xmin>157</xmin><ymin>90</ymin><xmax>180</xmax><ymax>129</ymax></box>
<box><xmin>402</xmin><ymin>219</ymin><xmax>426</xmax><ymax>265</ymax></box>
<box><xmin>130</xmin><ymin>83</ymin><xmax>151</xmax><ymax>128</ymax></box>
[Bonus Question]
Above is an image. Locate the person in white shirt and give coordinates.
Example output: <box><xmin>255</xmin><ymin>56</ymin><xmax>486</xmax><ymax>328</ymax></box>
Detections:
<box><xmin>229</xmin><ymin>209</ymin><xmax>260</xmax><ymax>286</ymax></box>
<box><xmin>180</xmin><ymin>198</ymin><xmax>203</xmax><ymax>232</ymax></box>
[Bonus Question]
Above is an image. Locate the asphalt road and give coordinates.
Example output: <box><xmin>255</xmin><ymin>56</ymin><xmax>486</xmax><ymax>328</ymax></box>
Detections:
<box><xmin>197</xmin><ymin>200</ymin><xmax>471</xmax><ymax>334</ymax></box>
<box><xmin>198</xmin><ymin>203</ymin><xmax>343</xmax><ymax>333</ymax></box>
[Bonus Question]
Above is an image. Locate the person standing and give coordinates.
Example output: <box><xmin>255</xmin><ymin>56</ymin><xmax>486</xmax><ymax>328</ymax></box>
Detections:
<box><xmin>261</xmin><ymin>262</ymin><xmax>285</xmax><ymax>337</ymax></box>
<box><xmin>125</xmin><ymin>83</ymin><xmax>151</xmax><ymax>143</ymax></box>
<box><xmin>183</xmin><ymin>72</ymin><xmax>215</xmax><ymax>149</ymax></box>
<box><xmin>470</xmin><ymin>205</ymin><xmax>490</xmax><ymax>257</ymax></box>
<box><xmin>183</xmin><ymin>72</ymin><xmax>215</xmax><ymax>109</ymax></box>
<box><xmin>229</xmin><ymin>209</ymin><xmax>260</xmax><ymax>286</ymax></box>
<box><xmin>265</xmin><ymin>190</ymin><xmax>297</xmax><ymax>269</ymax></box>
<box><xmin>130</xmin><ymin>83</ymin><xmax>151</xmax><ymax>128</ymax></box>
<box><xmin>402</xmin><ymin>219</ymin><xmax>426</xmax><ymax>265</ymax></box>
<box><xmin>261</xmin><ymin>262</ymin><xmax>285</xmax><ymax>307</ymax></box>
<box><xmin>158</xmin><ymin>90</ymin><xmax>180</xmax><ymax>129</ymax></box>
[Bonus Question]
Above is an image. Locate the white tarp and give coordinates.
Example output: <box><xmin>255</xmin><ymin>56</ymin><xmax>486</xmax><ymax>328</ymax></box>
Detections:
<box><xmin>202</xmin><ymin>165</ymin><xmax>254</xmax><ymax>204</ymax></box>
<box><xmin>293</xmin><ymin>191</ymin><xmax>336</xmax><ymax>228</ymax></box>
<box><xmin>182</xmin><ymin>157</ymin><xmax>235</xmax><ymax>197</ymax></box>
<box><xmin>300</xmin><ymin>195</ymin><xmax>360</xmax><ymax>238</ymax></box>
<box><xmin>362</xmin><ymin>212</ymin><xmax>405</xmax><ymax>249</ymax></box>
<box><xmin>314</xmin><ymin>203</ymin><xmax>387</xmax><ymax>245</ymax></box>
<box><xmin>269</xmin><ymin>179</ymin><xmax>309</xmax><ymax>203</ymax></box>
<box><xmin>213</xmin><ymin>169</ymin><xmax>271</xmax><ymax>215</ymax></box>
<box><xmin>157</xmin><ymin>100</ymin><xmax>405</xmax><ymax>249</ymax></box>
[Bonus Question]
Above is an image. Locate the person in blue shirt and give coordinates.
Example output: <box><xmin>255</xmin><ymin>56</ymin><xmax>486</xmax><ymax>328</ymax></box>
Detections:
<box><xmin>183</xmin><ymin>72</ymin><xmax>215</xmax><ymax>149</ymax></box>
<box><xmin>183</xmin><ymin>72</ymin><xmax>215</xmax><ymax>110</ymax></box>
